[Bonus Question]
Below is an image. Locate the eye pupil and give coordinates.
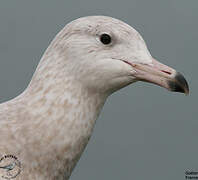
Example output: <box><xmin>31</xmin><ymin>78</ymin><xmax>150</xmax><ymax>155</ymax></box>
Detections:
<box><xmin>100</xmin><ymin>34</ymin><xmax>111</xmax><ymax>45</ymax></box>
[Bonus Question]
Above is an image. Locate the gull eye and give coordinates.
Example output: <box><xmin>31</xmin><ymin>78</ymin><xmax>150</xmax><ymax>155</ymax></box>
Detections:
<box><xmin>100</xmin><ymin>34</ymin><xmax>112</xmax><ymax>45</ymax></box>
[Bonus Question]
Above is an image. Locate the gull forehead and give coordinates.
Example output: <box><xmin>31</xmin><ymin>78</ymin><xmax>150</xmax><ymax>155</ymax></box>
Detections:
<box><xmin>68</xmin><ymin>16</ymin><xmax>139</xmax><ymax>36</ymax></box>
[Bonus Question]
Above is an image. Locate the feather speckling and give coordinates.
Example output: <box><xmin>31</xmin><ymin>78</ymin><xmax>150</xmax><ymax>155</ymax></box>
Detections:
<box><xmin>0</xmin><ymin>16</ymin><xmax>179</xmax><ymax>180</ymax></box>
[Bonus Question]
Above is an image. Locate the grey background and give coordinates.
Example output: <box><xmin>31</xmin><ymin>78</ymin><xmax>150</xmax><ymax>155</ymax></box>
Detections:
<box><xmin>0</xmin><ymin>0</ymin><xmax>197</xmax><ymax>179</ymax></box>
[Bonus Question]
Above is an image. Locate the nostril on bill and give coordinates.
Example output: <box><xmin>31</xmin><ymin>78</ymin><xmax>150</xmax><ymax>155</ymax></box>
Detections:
<box><xmin>161</xmin><ymin>70</ymin><xmax>172</xmax><ymax>75</ymax></box>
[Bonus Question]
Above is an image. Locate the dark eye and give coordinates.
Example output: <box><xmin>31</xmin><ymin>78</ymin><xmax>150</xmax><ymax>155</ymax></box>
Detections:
<box><xmin>100</xmin><ymin>34</ymin><xmax>112</xmax><ymax>45</ymax></box>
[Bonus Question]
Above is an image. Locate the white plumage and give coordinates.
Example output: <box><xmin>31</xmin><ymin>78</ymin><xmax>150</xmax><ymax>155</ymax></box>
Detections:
<box><xmin>0</xmin><ymin>16</ymin><xmax>188</xmax><ymax>180</ymax></box>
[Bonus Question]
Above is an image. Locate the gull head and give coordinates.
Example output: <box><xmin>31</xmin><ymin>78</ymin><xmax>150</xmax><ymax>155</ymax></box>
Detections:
<box><xmin>50</xmin><ymin>16</ymin><xmax>189</xmax><ymax>95</ymax></box>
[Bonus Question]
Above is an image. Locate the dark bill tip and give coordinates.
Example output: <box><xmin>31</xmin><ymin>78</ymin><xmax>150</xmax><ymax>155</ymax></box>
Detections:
<box><xmin>168</xmin><ymin>72</ymin><xmax>189</xmax><ymax>95</ymax></box>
